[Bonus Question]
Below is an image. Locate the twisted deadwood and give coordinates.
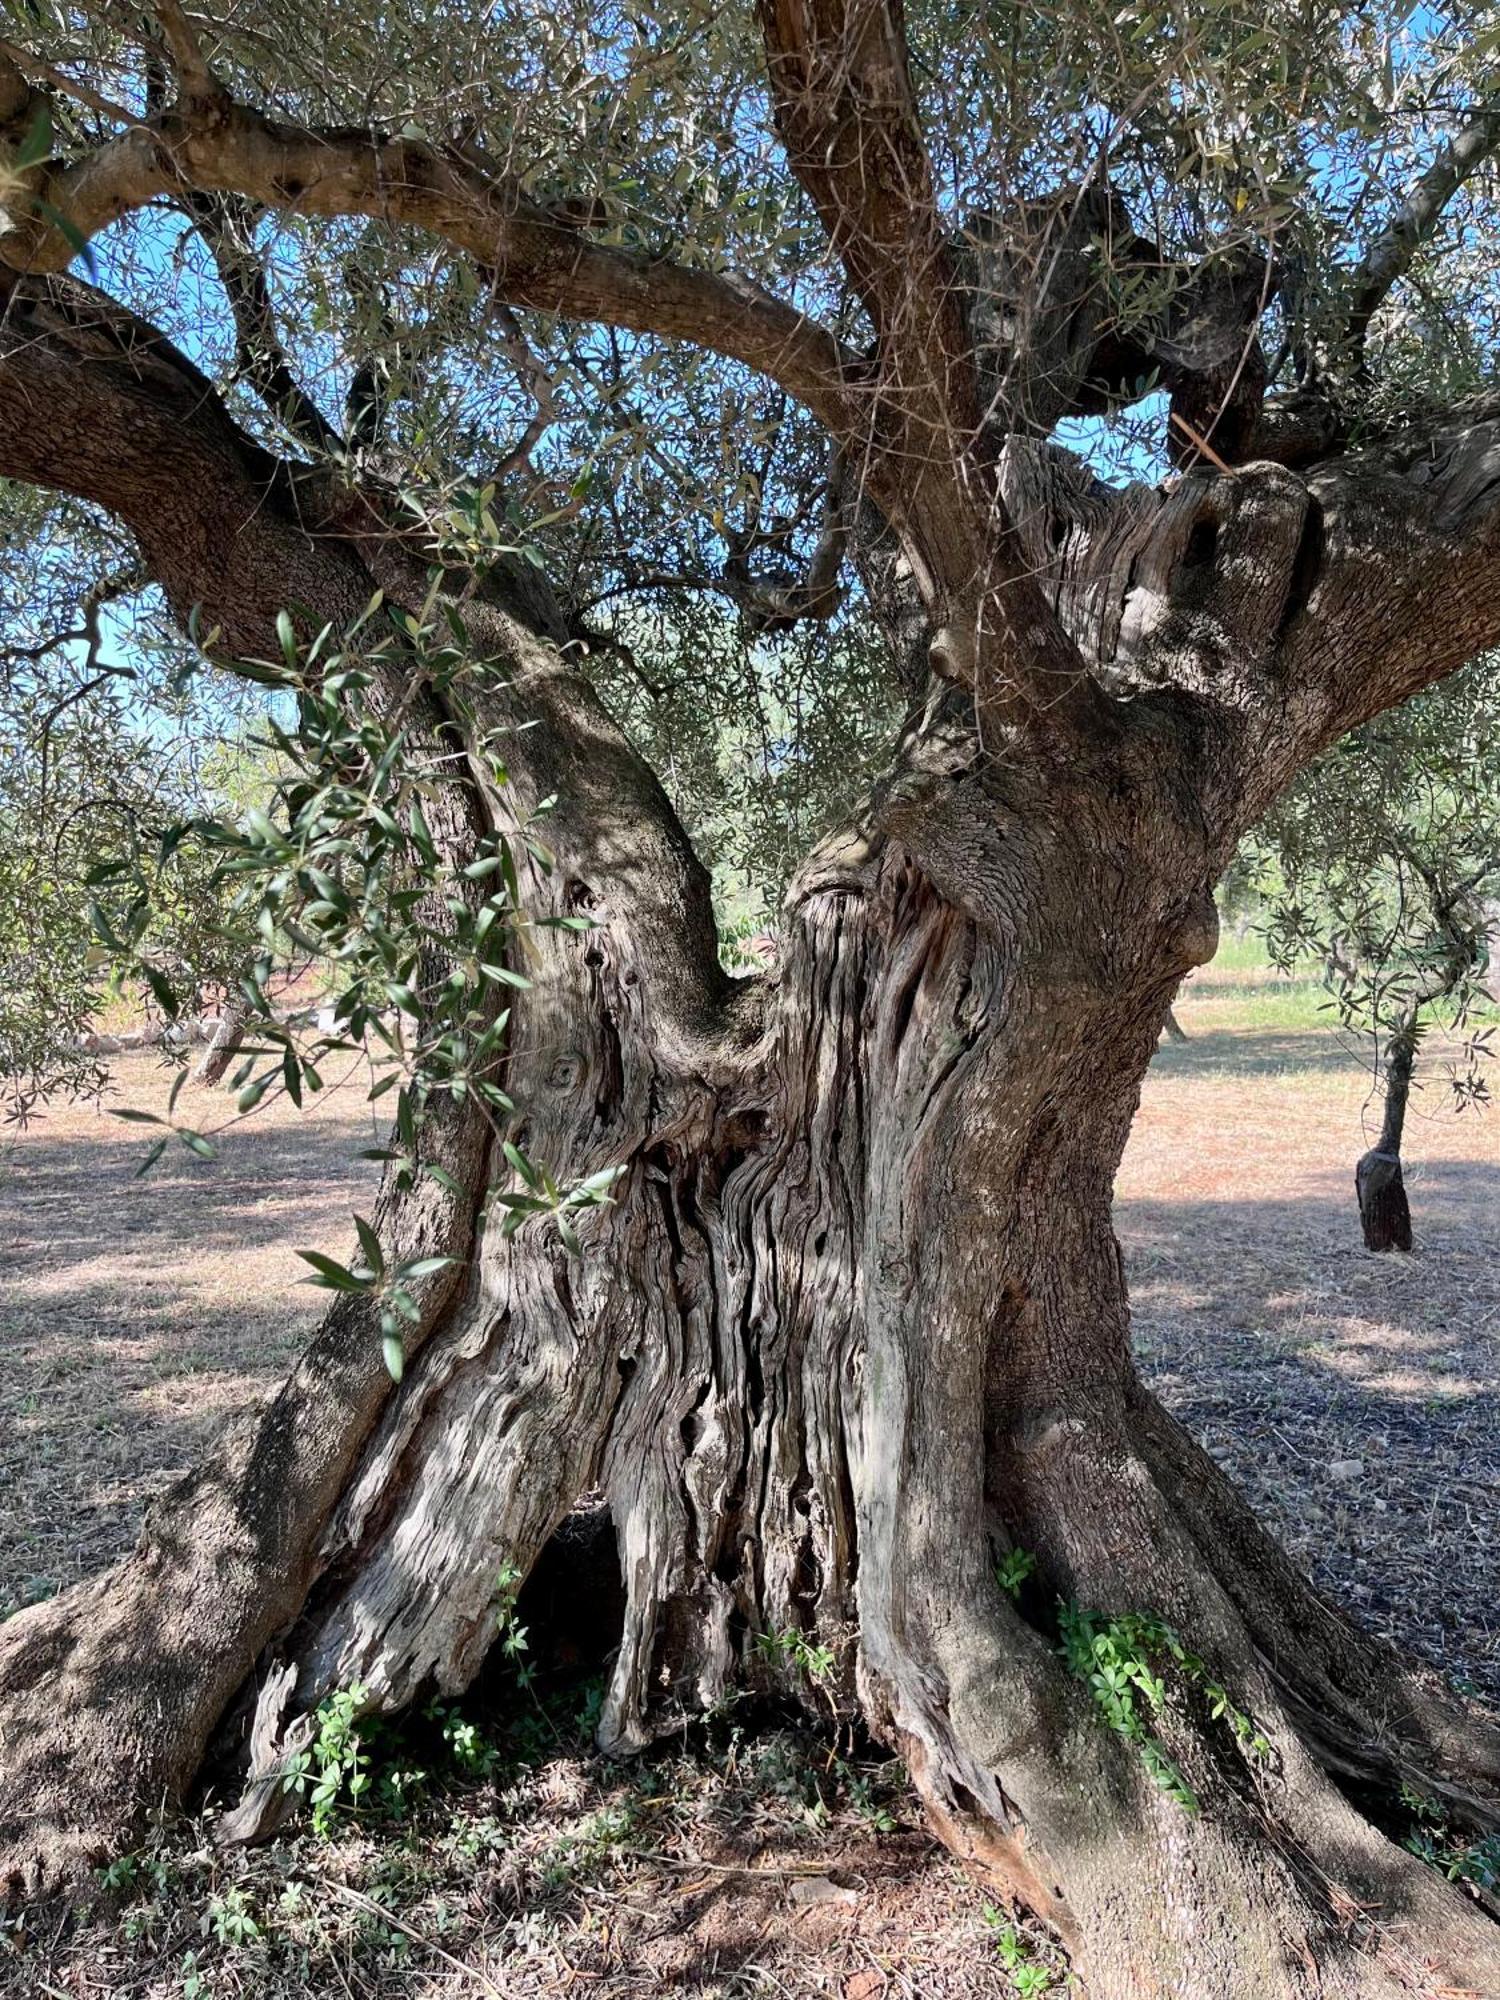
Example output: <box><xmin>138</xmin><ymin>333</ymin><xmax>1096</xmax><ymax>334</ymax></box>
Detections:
<box><xmin>3</xmin><ymin>5</ymin><xmax>1500</xmax><ymax>1979</ymax></box>
<box><xmin>4</xmin><ymin>277</ymin><xmax>1500</xmax><ymax>1996</ymax></box>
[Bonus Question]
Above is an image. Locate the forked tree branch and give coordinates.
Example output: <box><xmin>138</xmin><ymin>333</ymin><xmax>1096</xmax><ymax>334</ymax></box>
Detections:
<box><xmin>752</xmin><ymin>0</ymin><xmax>990</xmax><ymax>604</ymax></box>
<box><xmin>0</xmin><ymin>42</ymin><xmax>1119</xmax><ymax>736</ymax></box>
<box><xmin>12</xmin><ymin>38</ymin><xmax>1500</xmax><ymax>757</ymax></box>
<box><xmin>185</xmin><ymin>192</ymin><xmax>344</xmax><ymax>456</ymax></box>
<box><xmin>754</xmin><ymin>0</ymin><xmax>970</xmax><ymax>406</ymax></box>
<box><xmin>750</xmin><ymin>1</ymin><xmax>1130</xmax><ymax>733</ymax></box>
<box><xmin>486</xmin><ymin>306</ymin><xmax>558</xmax><ymax>486</ymax></box>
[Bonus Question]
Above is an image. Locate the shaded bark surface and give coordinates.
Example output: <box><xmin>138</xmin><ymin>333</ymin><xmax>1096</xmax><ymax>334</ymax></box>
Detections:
<box><xmin>3</xmin><ymin>278</ymin><xmax>1500</xmax><ymax>1998</ymax></box>
<box><xmin>191</xmin><ymin>1002</ymin><xmax>248</xmax><ymax>1088</ymax></box>
<box><xmin>1356</xmin><ymin>1150</ymin><xmax>1415</xmax><ymax>1253</ymax></box>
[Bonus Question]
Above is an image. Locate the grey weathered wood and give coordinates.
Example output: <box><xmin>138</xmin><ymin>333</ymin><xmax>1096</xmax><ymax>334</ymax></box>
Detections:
<box><xmin>6</xmin><ymin>261</ymin><xmax>1500</xmax><ymax>2000</ymax></box>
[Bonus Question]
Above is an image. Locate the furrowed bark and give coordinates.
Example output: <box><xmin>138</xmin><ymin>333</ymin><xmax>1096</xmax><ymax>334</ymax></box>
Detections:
<box><xmin>0</xmin><ymin>278</ymin><xmax>743</xmax><ymax>1893</ymax></box>
<box><xmin>6</xmin><ymin>276</ymin><xmax>1500</xmax><ymax>1998</ymax></box>
<box><xmin>0</xmin><ymin>745</ymin><xmax>493</xmax><ymax>1890</ymax></box>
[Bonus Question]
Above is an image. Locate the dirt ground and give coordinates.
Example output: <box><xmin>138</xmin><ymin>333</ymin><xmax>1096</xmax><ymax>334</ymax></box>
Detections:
<box><xmin>1</xmin><ymin>963</ymin><xmax>1497</xmax><ymax>1997</ymax></box>
<box><xmin>1121</xmin><ymin>1006</ymin><xmax>1500</xmax><ymax>1709</ymax></box>
<box><xmin>0</xmin><ymin>1053</ymin><xmax>384</xmax><ymax>1619</ymax></box>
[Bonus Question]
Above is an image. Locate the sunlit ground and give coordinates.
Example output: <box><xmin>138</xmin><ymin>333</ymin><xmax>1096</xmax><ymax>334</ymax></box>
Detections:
<box><xmin>1</xmin><ymin>943</ymin><xmax>1496</xmax><ymax>1997</ymax></box>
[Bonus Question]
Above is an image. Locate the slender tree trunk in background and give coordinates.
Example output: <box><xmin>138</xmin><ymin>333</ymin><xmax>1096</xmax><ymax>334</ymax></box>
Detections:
<box><xmin>1162</xmin><ymin>1005</ymin><xmax>1189</xmax><ymax>1043</ymax></box>
<box><xmin>5</xmin><ymin>282</ymin><xmax>1500</xmax><ymax>1998</ymax></box>
<box><xmin>1355</xmin><ymin>1014</ymin><xmax>1418</xmax><ymax>1253</ymax></box>
<box><xmin>191</xmin><ymin>998</ymin><xmax>248</xmax><ymax>1087</ymax></box>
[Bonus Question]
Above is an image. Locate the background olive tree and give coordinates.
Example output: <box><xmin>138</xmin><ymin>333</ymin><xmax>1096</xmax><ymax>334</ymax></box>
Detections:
<box><xmin>1251</xmin><ymin>657</ymin><xmax>1500</xmax><ymax>1248</ymax></box>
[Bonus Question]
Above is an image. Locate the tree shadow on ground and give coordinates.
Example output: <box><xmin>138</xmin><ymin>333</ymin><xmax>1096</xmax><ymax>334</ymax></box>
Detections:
<box><xmin>1152</xmin><ymin>1026</ymin><xmax>1365</xmax><ymax>1078</ymax></box>
<box><xmin>5</xmin><ymin>1067</ymin><xmax>1496</xmax><ymax>1713</ymax></box>
<box><xmin>0</xmin><ymin>1113</ymin><xmax>377</xmax><ymax>1615</ymax></box>
<box><xmin>1118</xmin><ymin>1159</ymin><xmax>1500</xmax><ymax>1705</ymax></box>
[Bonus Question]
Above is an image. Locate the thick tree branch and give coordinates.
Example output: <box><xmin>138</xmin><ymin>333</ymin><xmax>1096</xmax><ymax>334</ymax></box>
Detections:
<box><xmin>0</xmin><ymin>276</ymin><xmax>356</xmax><ymax>659</ymax></box>
<box><xmin>749</xmin><ymin>5</ymin><xmax>1128</xmax><ymax>735</ymax></box>
<box><xmin>752</xmin><ymin>0</ymin><xmax>984</xmax><ymax>588</ymax></box>
<box><xmin>1286</xmin><ymin>414</ymin><xmax>1500</xmax><ymax>748</ymax></box>
<box><xmin>984</xmin><ymin>415</ymin><xmax>1500</xmax><ymax>828</ymax></box>
<box><xmin>0</xmin><ymin>94</ymin><xmax>859</xmax><ymax>441</ymax></box>
<box><xmin>0</xmin><ymin>57</ymin><xmax>1124</xmax><ymax>740</ymax></box>
<box><xmin>0</xmin><ymin>272</ymin><xmax>744</xmax><ymax>1055</ymax></box>
<box><xmin>755</xmin><ymin>0</ymin><xmax>969</xmax><ymax>400</ymax></box>
<box><xmin>1347</xmin><ymin>101</ymin><xmax>1500</xmax><ymax>364</ymax></box>
<box><xmin>150</xmin><ymin>0</ymin><xmax>225</xmax><ymax>106</ymax></box>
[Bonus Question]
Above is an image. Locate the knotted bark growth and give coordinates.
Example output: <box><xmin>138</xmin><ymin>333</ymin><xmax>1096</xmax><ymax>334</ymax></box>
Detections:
<box><xmin>4</xmin><ymin>207</ymin><xmax>1500</xmax><ymax>1992</ymax></box>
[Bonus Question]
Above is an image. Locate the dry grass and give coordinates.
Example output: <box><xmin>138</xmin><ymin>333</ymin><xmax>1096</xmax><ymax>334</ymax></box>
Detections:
<box><xmin>1</xmin><ymin>959</ymin><xmax>1497</xmax><ymax>1997</ymax></box>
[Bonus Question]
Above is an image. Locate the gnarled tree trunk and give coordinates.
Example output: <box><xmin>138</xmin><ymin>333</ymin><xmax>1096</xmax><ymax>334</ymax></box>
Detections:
<box><xmin>5</xmin><ymin>276</ymin><xmax>1500</xmax><ymax>2000</ymax></box>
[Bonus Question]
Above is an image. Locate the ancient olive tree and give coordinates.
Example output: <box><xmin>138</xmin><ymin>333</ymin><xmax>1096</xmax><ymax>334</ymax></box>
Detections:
<box><xmin>4</xmin><ymin>3</ymin><xmax>1500</xmax><ymax>1994</ymax></box>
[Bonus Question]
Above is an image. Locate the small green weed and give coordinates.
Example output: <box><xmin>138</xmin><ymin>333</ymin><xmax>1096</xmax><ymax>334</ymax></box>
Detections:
<box><xmin>756</xmin><ymin>1625</ymin><xmax>837</xmax><ymax>1685</ymax></box>
<box><xmin>202</xmin><ymin>1885</ymin><xmax>261</xmax><ymax>1948</ymax></box>
<box><xmin>1058</xmin><ymin>1605</ymin><xmax>1269</xmax><ymax>1815</ymax></box>
<box><xmin>1399</xmin><ymin>1786</ymin><xmax>1500</xmax><ymax>1889</ymax></box>
<box><xmin>279</xmin><ymin>1681</ymin><xmax>373</xmax><ymax>1834</ymax></box>
<box><xmin>573</xmin><ymin>1673</ymin><xmax>606</xmax><ymax>1739</ymax></box>
<box><xmin>99</xmin><ymin>1852</ymin><xmax>143</xmax><ymax>1895</ymax></box>
<box><xmin>538</xmin><ymin>1802</ymin><xmax>635</xmax><ymax>1889</ymax></box>
<box><xmin>1405</xmin><ymin>1827</ymin><xmax>1500</xmax><ymax>1889</ymax></box>
<box><xmin>982</xmin><ymin>1904</ymin><xmax>1055</xmax><ymax>1993</ymax></box>
<box><xmin>493</xmin><ymin>1559</ymin><xmax>536</xmax><ymax>1691</ymax></box>
<box><xmin>995</xmin><ymin>1548</ymin><xmax>1037</xmax><ymax>1599</ymax></box>
<box><xmin>428</xmin><ymin>1697</ymin><xmax>502</xmax><ymax>1778</ymax></box>
<box><xmin>98</xmin><ymin>1850</ymin><xmax>172</xmax><ymax>1897</ymax></box>
<box><xmin>845</xmin><ymin>1769</ymin><xmax>900</xmax><ymax>1833</ymax></box>
<box><xmin>277</xmin><ymin>1678</ymin><xmax>513</xmax><ymax>1835</ymax></box>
